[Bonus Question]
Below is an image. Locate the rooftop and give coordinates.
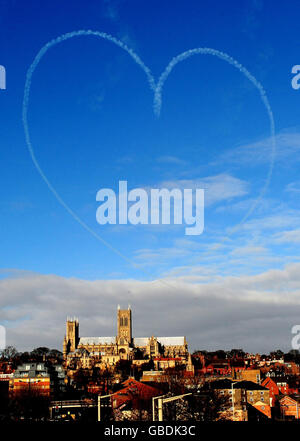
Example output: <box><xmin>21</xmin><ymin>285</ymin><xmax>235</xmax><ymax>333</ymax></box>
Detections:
<box><xmin>79</xmin><ymin>337</ymin><xmax>116</xmax><ymax>345</ymax></box>
<box><xmin>210</xmin><ymin>379</ymin><xmax>268</xmax><ymax>391</ymax></box>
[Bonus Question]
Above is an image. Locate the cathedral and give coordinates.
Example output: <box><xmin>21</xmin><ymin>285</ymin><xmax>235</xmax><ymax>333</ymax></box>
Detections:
<box><xmin>63</xmin><ymin>306</ymin><xmax>188</xmax><ymax>367</ymax></box>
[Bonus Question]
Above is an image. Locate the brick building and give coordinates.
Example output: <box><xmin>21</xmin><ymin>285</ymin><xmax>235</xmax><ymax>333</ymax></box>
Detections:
<box><xmin>210</xmin><ymin>379</ymin><xmax>271</xmax><ymax>421</ymax></box>
<box><xmin>280</xmin><ymin>395</ymin><xmax>300</xmax><ymax>420</ymax></box>
<box><xmin>9</xmin><ymin>362</ymin><xmax>65</xmax><ymax>397</ymax></box>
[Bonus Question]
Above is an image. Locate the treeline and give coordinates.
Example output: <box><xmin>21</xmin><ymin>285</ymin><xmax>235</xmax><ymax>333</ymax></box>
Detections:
<box><xmin>193</xmin><ymin>348</ymin><xmax>300</xmax><ymax>362</ymax></box>
<box><xmin>0</xmin><ymin>346</ymin><xmax>63</xmax><ymax>367</ymax></box>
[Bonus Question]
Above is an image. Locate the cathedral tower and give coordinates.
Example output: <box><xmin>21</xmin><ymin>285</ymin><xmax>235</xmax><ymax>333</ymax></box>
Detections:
<box><xmin>64</xmin><ymin>317</ymin><xmax>79</xmax><ymax>355</ymax></box>
<box><xmin>117</xmin><ymin>305</ymin><xmax>132</xmax><ymax>344</ymax></box>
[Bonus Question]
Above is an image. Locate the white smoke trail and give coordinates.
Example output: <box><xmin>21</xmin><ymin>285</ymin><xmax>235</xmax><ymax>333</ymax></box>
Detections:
<box><xmin>23</xmin><ymin>35</ymin><xmax>276</xmax><ymax>283</ymax></box>
<box><xmin>154</xmin><ymin>48</ymin><xmax>276</xmax><ymax>246</ymax></box>
<box><xmin>22</xmin><ymin>30</ymin><xmax>178</xmax><ymax>288</ymax></box>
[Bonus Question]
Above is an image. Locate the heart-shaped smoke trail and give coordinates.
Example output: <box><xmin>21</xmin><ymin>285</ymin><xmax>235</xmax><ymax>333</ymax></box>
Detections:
<box><xmin>155</xmin><ymin>48</ymin><xmax>276</xmax><ymax>243</ymax></box>
<box><xmin>22</xmin><ymin>30</ymin><xmax>167</xmax><ymax>285</ymax></box>
<box><xmin>22</xmin><ymin>30</ymin><xmax>276</xmax><ymax>286</ymax></box>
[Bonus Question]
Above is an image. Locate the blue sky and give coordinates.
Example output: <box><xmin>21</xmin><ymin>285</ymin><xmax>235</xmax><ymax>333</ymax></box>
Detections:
<box><xmin>1</xmin><ymin>0</ymin><xmax>300</xmax><ymax>351</ymax></box>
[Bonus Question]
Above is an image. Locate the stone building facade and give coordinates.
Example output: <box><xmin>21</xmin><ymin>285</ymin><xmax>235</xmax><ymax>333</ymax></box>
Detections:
<box><xmin>63</xmin><ymin>306</ymin><xmax>188</xmax><ymax>367</ymax></box>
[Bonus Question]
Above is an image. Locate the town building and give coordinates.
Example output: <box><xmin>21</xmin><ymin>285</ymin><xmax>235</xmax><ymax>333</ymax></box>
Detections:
<box><xmin>112</xmin><ymin>378</ymin><xmax>161</xmax><ymax>411</ymax></box>
<box><xmin>279</xmin><ymin>395</ymin><xmax>300</xmax><ymax>420</ymax></box>
<box><xmin>235</xmin><ymin>368</ymin><xmax>261</xmax><ymax>384</ymax></box>
<box><xmin>210</xmin><ymin>379</ymin><xmax>271</xmax><ymax>421</ymax></box>
<box><xmin>262</xmin><ymin>376</ymin><xmax>300</xmax><ymax>408</ymax></box>
<box><xmin>9</xmin><ymin>362</ymin><xmax>65</xmax><ymax>397</ymax></box>
<box><xmin>210</xmin><ymin>379</ymin><xmax>248</xmax><ymax>421</ymax></box>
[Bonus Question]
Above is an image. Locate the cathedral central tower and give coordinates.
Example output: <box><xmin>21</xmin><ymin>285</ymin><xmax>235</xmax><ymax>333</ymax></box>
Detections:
<box><xmin>117</xmin><ymin>305</ymin><xmax>132</xmax><ymax>344</ymax></box>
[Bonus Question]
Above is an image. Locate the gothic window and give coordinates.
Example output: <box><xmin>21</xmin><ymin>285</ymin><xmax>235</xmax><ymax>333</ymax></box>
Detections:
<box><xmin>120</xmin><ymin>316</ymin><xmax>128</xmax><ymax>327</ymax></box>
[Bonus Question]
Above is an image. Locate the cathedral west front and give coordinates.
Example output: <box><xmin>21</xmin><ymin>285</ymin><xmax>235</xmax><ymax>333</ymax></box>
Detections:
<box><xmin>63</xmin><ymin>306</ymin><xmax>188</xmax><ymax>368</ymax></box>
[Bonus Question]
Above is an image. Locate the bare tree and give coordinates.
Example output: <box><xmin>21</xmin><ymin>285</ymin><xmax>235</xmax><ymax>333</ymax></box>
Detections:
<box><xmin>8</xmin><ymin>389</ymin><xmax>50</xmax><ymax>421</ymax></box>
<box><xmin>113</xmin><ymin>408</ymin><xmax>150</xmax><ymax>421</ymax></box>
<box><xmin>0</xmin><ymin>346</ymin><xmax>18</xmax><ymax>360</ymax></box>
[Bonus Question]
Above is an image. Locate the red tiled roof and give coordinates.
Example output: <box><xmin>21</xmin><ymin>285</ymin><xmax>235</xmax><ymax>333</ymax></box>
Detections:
<box><xmin>154</xmin><ymin>358</ymin><xmax>181</xmax><ymax>361</ymax></box>
<box><xmin>112</xmin><ymin>378</ymin><xmax>161</xmax><ymax>408</ymax></box>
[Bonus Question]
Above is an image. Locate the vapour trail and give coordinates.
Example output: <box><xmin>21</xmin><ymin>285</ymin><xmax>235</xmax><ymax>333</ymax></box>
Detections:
<box><xmin>23</xmin><ymin>33</ymin><xmax>276</xmax><ymax>284</ymax></box>
<box><xmin>22</xmin><ymin>30</ymin><xmax>179</xmax><ymax>289</ymax></box>
<box><xmin>154</xmin><ymin>48</ymin><xmax>276</xmax><ymax>254</ymax></box>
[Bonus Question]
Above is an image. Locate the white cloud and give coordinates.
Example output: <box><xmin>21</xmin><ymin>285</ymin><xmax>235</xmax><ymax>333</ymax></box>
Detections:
<box><xmin>230</xmin><ymin>245</ymin><xmax>267</xmax><ymax>256</ymax></box>
<box><xmin>273</xmin><ymin>229</ymin><xmax>300</xmax><ymax>244</ymax></box>
<box><xmin>156</xmin><ymin>156</ymin><xmax>187</xmax><ymax>166</ymax></box>
<box><xmin>240</xmin><ymin>210</ymin><xmax>300</xmax><ymax>232</ymax></box>
<box><xmin>1</xmin><ymin>265</ymin><xmax>300</xmax><ymax>353</ymax></box>
<box><xmin>159</xmin><ymin>174</ymin><xmax>249</xmax><ymax>207</ymax></box>
<box><xmin>217</xmin><ymin>129</ymin><xmax>300</xmax><ymax>166</ymax></box>
<box><xmin>286</xmin><ymin>181</ymin><xmax>300</xmax><ymax>193</ymax></box>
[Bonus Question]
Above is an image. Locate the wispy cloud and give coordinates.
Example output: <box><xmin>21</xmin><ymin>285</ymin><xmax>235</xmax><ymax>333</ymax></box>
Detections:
<box><xmin>286</xmin><ymin>180</ymin><xmax>300</xmax><ymax>193</ymax></box>
<box><xmin>230</xmin><ymin>245</ymin><xmax>267</xmax><ymax>256</ymax></box>
<box><xmin>273</xmin><ymin>229</ymin><xmax>300</xmax><ymax>244</ymax></box>
<box><xmin>102</xmin><ymin>0</ymin><xmax>122</xmax><ymax>22</ymax></box>
<box><xmin>240</xmin><ymin>210</ymin><xmax>300</xmax><ymax>233</ymax></box>
<box><xmin>156</xmin><ymin>155</ymin><xmax>188</xmax><ymax>166</ymax></box>
<box><xmin>216</xmin><ymin>129</ymin><xmax>300</xmax><ymax>167</ymax></box>
<box><xmin>158</xmin><ymin>174</ymin><xmax>249</xmax><ymax>207</ymax></box>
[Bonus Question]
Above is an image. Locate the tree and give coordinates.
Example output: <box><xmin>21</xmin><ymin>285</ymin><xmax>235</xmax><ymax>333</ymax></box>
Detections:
<box><xmin>133</xmin><ymin>348</ymin><xmax>145</xmax><ymax>360</ymax></box>
<box><xmin>151</xmin><ymin>389</ymin><xmax>223</xmax><ymax>422</ymax></box>
<box><xmin>72</xmin><ymin>368</ymin><xmax>91</xmax><ymax>391</ymax></box>
<box><xmin>228</xmin><ymin>349</ymin><xmax>245</xmax><ymax>358</ymax></box>
<box><xmin>8</xmin><ymin>389</ymin><xmax>50</xmax><ymax>421</ymax></box>
<box><xmin>193</xmin><ymin>350</ymin><xmax>207</xmax><ymax>355</ymax></box>
<box><xmin>115</xmin><ymin>360</ymin><xmax>131</xmax><ymax>380</ymax></box>
<box><xmin>215</xmin><ymin>350</ymin><xmax>227</xmax><ymax>359</ymax></box>
<box><xmin>162</xmin><ymin>365</ymin><xmax>189</xmax><ymax>395</ymax></box>
<box><xmin>102</xmin><ymin>368</ymin><xmax>114</xmax><ymax>393</ymax></box>
<box><xmin>270</xmin><ymin>350</ymin><xmax>284</xmax><ymax>359</ymax></box>
<box><xmin>140</xmin><ymin>359</ymin><xmax>154</xmax><ymax>371</ymax></box>
<box><xmin>48</xmin><ymin>349</ymin><xmax>63</xmax><ymax>360</ymax></box>
<box><xmin>113</xmin><ymin>408</ymin><xmax>150</xmax><ymax>421</ymax></box>
<box><xmin>18</xmin><ymin>351</ymin><xmax>31</xmax><ymax>363</ymax></box>
<box><xmin>30</xmin><ymin>347</ymin><xmax>50</xmax><ymax>360</ymax></box>
<box><xmin>169</xmin><ymin>389</ymin><xmax>230</xmax><ymax>421</ymax></box>
<box><xmin>0</xmin><ymin>346</ymin><xmax>18</xmax><ymax>360</ymax></box>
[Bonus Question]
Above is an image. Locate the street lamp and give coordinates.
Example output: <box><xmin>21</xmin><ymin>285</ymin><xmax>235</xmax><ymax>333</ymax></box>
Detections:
<box><xmin>98</xmin><ymin>393</ymin><xmax>114</xmax><ymax>422</ymax></box>
<box><xmin>152</xmin><ymin>394</ymin><xmax>167</xmax><ymax>421</ymax></box>
<box><xmin>156</xmin><ymin>393</ymin><xmax>192</xmax><ymax>421</ymax></box>
<box><xmin>231</xmin><ymin>383</ymin><xmax>235</xmax><ymax>421</ymax></box>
